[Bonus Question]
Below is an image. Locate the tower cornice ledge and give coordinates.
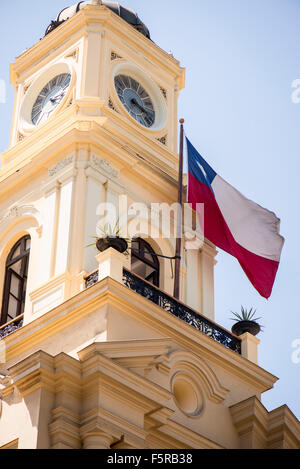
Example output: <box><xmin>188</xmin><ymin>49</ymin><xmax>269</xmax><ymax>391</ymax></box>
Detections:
<box><xmin>0</xmin><ymin>119</ymin><xmax>179</xmax><ymax>198</ymax></box>
<box><xmin>10</xmin><ymin>6</ymin><xmax>185</xmax><ymax>89</ymax></box>
<box><xmin>2</xmin><ymin>277</ymin><xmax>278</xmax><ymax>398</ymax></box>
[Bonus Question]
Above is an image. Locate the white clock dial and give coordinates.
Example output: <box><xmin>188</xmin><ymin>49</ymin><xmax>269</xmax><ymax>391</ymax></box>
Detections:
<box><xmin>31</xmin><ymin>73</ymin><xmax>71</xmax><ymax>125</ymax></box>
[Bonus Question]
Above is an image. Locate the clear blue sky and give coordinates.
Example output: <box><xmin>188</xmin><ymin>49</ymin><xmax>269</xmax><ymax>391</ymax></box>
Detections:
<box><xmin>0</xmin><ymin>0</ymin><xmax>299</xmax><ymax>419</ymax></box>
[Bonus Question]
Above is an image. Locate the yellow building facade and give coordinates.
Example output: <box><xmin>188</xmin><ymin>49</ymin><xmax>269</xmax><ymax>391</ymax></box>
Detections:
<box><xmin>0</xmin><ymin>2</ymin><xmax>299</xmax><ymax>449</ymax></box>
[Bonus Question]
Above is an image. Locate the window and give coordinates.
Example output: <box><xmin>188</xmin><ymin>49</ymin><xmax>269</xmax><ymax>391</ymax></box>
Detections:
<box><xmin>131</xmin><ymin>238</ymin><xmax>160</xmax><ymax>287</ymax></box>
<box><xmin>1</xmin><ymin>236</ymin><xmax>31</xmax><ymax>325</ymax></box>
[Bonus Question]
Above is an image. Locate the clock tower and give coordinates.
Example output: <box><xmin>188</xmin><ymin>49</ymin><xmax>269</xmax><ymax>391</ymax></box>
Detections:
<box><xmin>0</xmin><ymin>1</ymin><xmax>299</xmax><ymax>450</ymax></box>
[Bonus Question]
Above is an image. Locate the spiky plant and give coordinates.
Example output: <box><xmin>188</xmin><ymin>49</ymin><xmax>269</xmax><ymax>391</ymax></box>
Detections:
<box><xmin>86</xmin><ymin>219</ymin><xmax>131</xmax><ymax>255</ymax></box>
<box><xmin>230</xmin><ymin>306</ymin><xmax>261</xmax><ymax>324</ymax></box>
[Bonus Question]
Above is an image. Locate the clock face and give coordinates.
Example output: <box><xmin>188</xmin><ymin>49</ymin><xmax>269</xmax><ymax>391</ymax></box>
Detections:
<box><xmin>31</xmin><ymin>73</ymin><xmax>71</xmax><ymax>125</ymax></box>
<box><xmin>114</xmin><ymin>74</ymin><xmax>155</xmax><ymax>128</ymax></box>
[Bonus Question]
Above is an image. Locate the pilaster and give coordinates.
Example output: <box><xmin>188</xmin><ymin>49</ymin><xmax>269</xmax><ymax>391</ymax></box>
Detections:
<box><xmin>185</xmin><ymin>247</ymin><xmax>200</xmax><ymax>312</ymax></box>
<box><xmin>240</xmin><ymin>333</ymin><xmax>260</xmax><ymax>364</ymax></box>
<box><xmin>199</xmin><ymin>241</ymin><xmax>217</xmax><ymax>321</ymax></box>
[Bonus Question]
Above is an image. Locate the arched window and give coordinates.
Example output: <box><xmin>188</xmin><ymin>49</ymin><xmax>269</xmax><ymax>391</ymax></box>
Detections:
<box><xmin>131</xmin><ymin>238</ymin><xmax>160</xmax><ymax>287</ymax></box>
<box><xmin>1</xmin><ymin>236</ymin><xmax>31</xmax><ymax>325</ymax></box>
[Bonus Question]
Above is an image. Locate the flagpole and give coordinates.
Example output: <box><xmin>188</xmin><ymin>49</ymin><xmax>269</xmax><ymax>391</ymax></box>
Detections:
<box><xmin>173</xmin><ymin>118</ymin><xmax>185</xmax><ymax>300</ymax></box>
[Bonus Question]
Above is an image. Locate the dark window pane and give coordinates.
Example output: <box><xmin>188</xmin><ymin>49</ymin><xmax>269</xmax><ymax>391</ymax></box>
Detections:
<box><xmin>10</xmin><ymin>273</ymin><xmax>21</xmax><ymax>298</ymax></box>
<box><xmin>7</xmin><ymin>295</ymin><xmax>18</xmax><ymax>319</ymax></box>
<box><xmin>131</xmin><ymin>238</ymin><xmax>159</xmax><ymax>288</ymax></box>
<box><xmin>10</xmin><ymin>260</ymin><xmax>22</xmax><ymax>275</ymax></box>
<box><xmin>1</xmin><ymin>235</ymin><xmax>31</xmax><ymax>325</ymax></box>
<box><xmin>11</xmin><ymin>244</ymin><xmax>21</xmax><ymax>259</ymax></box>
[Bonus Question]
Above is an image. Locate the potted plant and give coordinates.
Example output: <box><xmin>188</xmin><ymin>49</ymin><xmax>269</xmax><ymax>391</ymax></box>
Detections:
<box><xmin>230</xmin><ymin>307</ymin><xmax>262</xmax><ymax>337</ymax></box>
<box><xmin>87</xmin><ymin>221</ymin><xmax>129</xmax><ymax>254</ymax></box>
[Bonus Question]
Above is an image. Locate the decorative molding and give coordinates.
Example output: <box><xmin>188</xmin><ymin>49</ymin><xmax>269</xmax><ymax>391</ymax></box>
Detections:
<box><xmin>65</xmin><ymin>48</ymin><xmax>79</xmax><ymax>62</ymax></box>
<box><xmin>0</xmin><ymin>204</ymin><xmax>42</xmax><ymax>243</ymax></box>
<box><xmin>18</xmin><ymin>132</ymin><xmax>25</xmax><ymax>142</ymax></box>
<box><xmin>0</xmin><ymin>375</ymin><xmax>12</xmax><ymax>387</ymax></box>
<box><xmin>90</xmin><ymin>155</ymin><xmax>119</xmax><ymax>179</ymax></box>
<box><xmin>2</xmin><ymin>277</ymin><xmax>278</xmax><ymax>395</ymax></box>
<box><xmin>23</xmin><ymin>82</ymin><xmax>32</xmax><ymax>95</ymax></box>
<box><xmin>168</xmin><ymin>350</ymin><xmax>229</xmax><ymax>404</ymax></box>
<box><xmin>111</xmin><ymin>51</ymin><xmax>122</xmax><ymax>61</ymax></box>
<box><xmin>0</xmin><ymin>375</ymin><xmax>12</xmax><ymax>420</ymax></box>
<box><xmin>66</xmin><ymin>95</ymin><xmax>74</xmax><ymax>108</ymax></box>
<box><xmin>49</xmin><ymin>407</ymin><xmax>81</xmax><ymax>449</ymax></box>
<box><xmin>157</xmin><ymin>135</ymin><xmax>167</xmax><ymax>146</ymax></box>
<box><xmin>48</xmin><ymin>156</ymin><xmax>74</xmax><ymax>177</ymax></box>
<box><xmin>1</xmin><ymin>204</ymin><xmax>39</xmax><ymax>223</ymax></box>
<box><xmin>29</xmin><ymin>271</ymin><xmax>71</xmax><ymax>314</ymax></box>
<box><xmin>108</xmin><ymin>97</ymin><xmax>119</xmax><ymax>113</ymax></box>
<box><xmin>5</xmin><ymin>206</ymin><xmax>19</xmax><ymax>219</ymax></box>
<box><xmin>160</xmin><ymin>87</ymin><xmax>167</xmax><ymax>100</ymax></box>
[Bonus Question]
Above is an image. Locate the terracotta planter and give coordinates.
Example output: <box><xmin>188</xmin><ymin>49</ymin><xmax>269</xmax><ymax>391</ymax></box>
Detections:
<box><xmin>231</xmin><ymin>320</ymin><xmax>260</xmax><ymax>337</ymax></box>
<box><xmin>96</xmin><ymin>236</ymin><xmax>128</xmax><ymax>254</ymax></box>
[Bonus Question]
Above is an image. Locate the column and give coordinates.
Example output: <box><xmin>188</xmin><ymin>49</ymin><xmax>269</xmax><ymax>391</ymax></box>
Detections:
<box><xmin>54</xmin><ymin>168</ymin><xmax>77</xmax><ymax>277</ymax></box>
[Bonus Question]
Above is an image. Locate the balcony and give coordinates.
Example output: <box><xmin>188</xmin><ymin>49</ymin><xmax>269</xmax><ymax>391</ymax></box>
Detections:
<box><xmin>85</xmin><ymin>268</ymin><xmax>242</xmax><ymax>355</ymax></box>
<box><xmin>0</xmin><ymin>314</ymin><xmax>24</xmax><ymax>340</ymax></box>
<box><xmin>0</xmin><ymin>269</ymin><xmax>241</xmax><ymax>356</ymax></box>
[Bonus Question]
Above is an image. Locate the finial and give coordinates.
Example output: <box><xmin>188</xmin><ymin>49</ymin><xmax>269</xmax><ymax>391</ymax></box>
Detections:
<box><xmin>179</xmin><ymin>119</ymin><xmax>185</xmax><ymax>125</ymax></box>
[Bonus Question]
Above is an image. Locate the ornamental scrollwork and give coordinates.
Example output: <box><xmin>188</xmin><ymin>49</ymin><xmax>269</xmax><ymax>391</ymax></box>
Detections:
<box><xmin>90</xmin><ymin>155</ymin><xmax>119</xmax><ymax>179</ymax></box>
<box><xmin>48</xmin><ymin>156</ymin><xmax>74</xmax><ymax>177</ymax></box>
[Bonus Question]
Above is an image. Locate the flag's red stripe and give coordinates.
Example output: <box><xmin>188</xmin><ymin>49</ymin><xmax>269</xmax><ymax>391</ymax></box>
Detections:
<box><xmin>188</xmin><ymin>172</ymin><xmax>279</xmax><ymax>299</ymax></box>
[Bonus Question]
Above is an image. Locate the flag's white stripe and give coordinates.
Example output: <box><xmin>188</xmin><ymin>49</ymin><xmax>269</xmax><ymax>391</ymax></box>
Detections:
<box><xmin>211</xmin><ymin>175</ymin><xmax>284</xmax><ymax>262</ymax></box>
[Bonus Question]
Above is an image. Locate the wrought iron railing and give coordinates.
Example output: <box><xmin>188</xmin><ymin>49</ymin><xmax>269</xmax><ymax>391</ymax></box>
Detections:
<box><xmin>0</xmin><ymin>315</ymin><xmax>24</xmax><ymax>340</ymax></box>
<box><xmin>85</xmin><ymin>269</ymin><xmax>241</xmax><ymax>354</ymax></box>
<box><xmin>85</xmin><ymin>270</ymin><xmax>99</xmax><ymax>289</ymax></box>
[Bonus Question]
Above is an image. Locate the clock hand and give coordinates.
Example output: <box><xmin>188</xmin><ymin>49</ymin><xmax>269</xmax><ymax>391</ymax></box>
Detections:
<box><xmin>50</xmin><ymin>85</ymin><xmax>69</xmax><ymax>103</ymax></box>
<box><xmin>131</xmin><ymin>98</ymin><xmax>152</xmax><ymax>116</ymax></box>
<box><xmin>50</xmin><ymin>92</ymin><xmax>66</xmax><ymax>103</ymax></box>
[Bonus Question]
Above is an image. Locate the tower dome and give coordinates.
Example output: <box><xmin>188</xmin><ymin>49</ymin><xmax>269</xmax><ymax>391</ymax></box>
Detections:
<box><xmin>45</xmin><ymin>1</ymin><xmax>150</xmax><ymax>39</ymax></box>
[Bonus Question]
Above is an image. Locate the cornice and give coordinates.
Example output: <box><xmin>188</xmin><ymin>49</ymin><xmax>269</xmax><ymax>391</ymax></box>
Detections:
<box><xmin>81</xmin><ymin>352</ymin><xmax>172</xmax><ymax>404</ymax></box>
<box><xmin>146</xmin><ymin>431</ymin><xmax>189</xmax><ymax>450</ymax></box>
<box><xmin>230</xmin><ymin>396</ymin><xmax>269</xmax><ymax>435</ymax></box>
<box><xmin>81</xmin><ymin>407</ymin><xmax>148</xmax><ymax>442</ymax></box>
<box><xmin>2</xmin><ymin>278</ymin><xmax>278</xmax><ymax>396</ymax></box>
<box><xmin>0</xmin><ymin>118</ymin><xmax>179</xmax><ymax>200</ymax></box>
<box><xmin>160</xmin><ymin>419</ymin><xmax>223</xmax><ymax>449</ymax></box>
<box><xmin>230</xmin><ymin>396</ymin><xmax>300</xmax><ymax>449</ymax></box>
<box><xmin>7</xmin><ymin>351</ymin><xmax>82</xmax><ymax>400</ymax></box>
<box><xmin>8</xmin><ymin>350</ymin><xmax>56</xmax><ymax>397</ymax></box>
<box><xmin>106</xmin><ymin>282</ymin><xmax>279</xmax><ymax>393</ymax></box>
<box><xmin>11</xmin><ymin>6</ymin><xmax>185</xmax><ymax>88</ymax></box>
<box><xmin>268</xmin><ymin>405</ymin><xmax>300</xmax><ymax>446</ymax></box>
<box><xmin>77</xmin><ymin>338</ymin><xmax>173</xmax><ymax>361</ymax></box>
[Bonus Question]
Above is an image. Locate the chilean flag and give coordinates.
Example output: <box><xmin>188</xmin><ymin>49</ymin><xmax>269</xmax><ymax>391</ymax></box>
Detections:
<box><xmin>186</xmin><ymin>138</ymin><xmax>285</xmax><ymax>299</ymax></box>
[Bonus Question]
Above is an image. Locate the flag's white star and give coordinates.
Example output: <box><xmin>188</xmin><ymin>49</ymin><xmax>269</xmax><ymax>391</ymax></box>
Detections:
<box><xmin>196</xmin><ymin>160</ymin><xmax>208</xmax><ymax>180</ymax></box>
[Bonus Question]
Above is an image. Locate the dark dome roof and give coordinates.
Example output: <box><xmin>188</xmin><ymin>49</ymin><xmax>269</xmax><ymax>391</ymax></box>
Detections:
<box><xmin>45</xmin><ymin>1</ymin><xmax>150</xmax><ymax>39</ymax></box>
